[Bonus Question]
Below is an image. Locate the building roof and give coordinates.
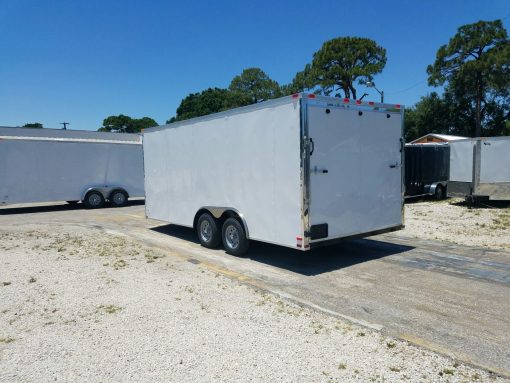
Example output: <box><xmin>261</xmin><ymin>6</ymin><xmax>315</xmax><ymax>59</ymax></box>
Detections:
<box><xmin>410</xmin><ymin>133</ymin><xmax>467</xmax><ymax>144</ymax></box>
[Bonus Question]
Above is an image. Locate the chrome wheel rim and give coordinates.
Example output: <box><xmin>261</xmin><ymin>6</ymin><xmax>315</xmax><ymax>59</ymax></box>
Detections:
<box><xmin>113</xmin><ymin>192</ymin><xmax>126</xmax><ymax>205</ymax></box>
<box><xmin>225</xmin><ymin>225</ymin><xmax>239</xmax><ymax>249</ymax></box>
<box><xmin>88</xmin><ymin>193</ymin><xmax>102</xmax><ymax>207</ymax></box>
<box><xmin>200</xmin><ymin>220</ymin><xmax>212</xmax><ymax>242</ymax></box>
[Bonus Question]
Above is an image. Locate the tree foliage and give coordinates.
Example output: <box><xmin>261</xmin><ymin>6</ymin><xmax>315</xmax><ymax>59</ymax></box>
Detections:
<box><xmin>229</xmin><ymin>68</ymin><xmax>281</xmax><ymax>104</ymax></box>
<box><xmin>291</xmin><ymin>37</ymin><xmax>386</xmax><ymax>99</ymax></box>
<box><xmin>167</xmin><ymin>88</ymin><xmax>237</xmax><ymax>123</ymax></box>
<box><xmin>167</xmin><ymin>68</ymin><xmax>282</xmax><ymax>123</ymax></box>
<box><xmin>427</xmin><ymin>19</ymin><xmax>510</xmax><ymax>136</ymax></box>
<box><xmin>23</xmin><ymin>122</ymin><xmax>43</xmax><ymax>128</ymax></box>
<box><xmin>98</xmin><ymin>115</ymin><xmax>158</xmax><ymax>133</ymax></box>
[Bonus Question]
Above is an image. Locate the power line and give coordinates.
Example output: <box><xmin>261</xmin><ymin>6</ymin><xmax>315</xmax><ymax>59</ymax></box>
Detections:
<box><xmin>387</xmin><ymin>79</ymin><xmax>428</xmax><ymax>95</ymax></box>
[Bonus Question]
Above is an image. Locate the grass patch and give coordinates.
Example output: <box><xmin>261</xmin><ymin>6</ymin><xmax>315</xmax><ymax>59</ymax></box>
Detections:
<box><xmin>439</xmin><ymin>368</ymin><xmax>454</xmax><ymax>376</ymax></box>
<box><xmin>97</xmin><ymin>304</ymin><xmax>123</xmax><ymax>314</ymax></box>
<box><xmin>386</xmin><ymin>341</ymin><xmax>396</xmax><ymax>349</ymax></box>
<box><xmin>2</xmin><ymin>282</ymin><xmax>11</xmax><ymax>286</ymax></box>
<box><xmin>0</xmin><ymin>336</ymin><xmax>15</xmax><ymax>344</ymax></box>
<box><xmin>338</xmin><ymin>363</ymin><xmax>347</xmax><ymax>370</ymax></box>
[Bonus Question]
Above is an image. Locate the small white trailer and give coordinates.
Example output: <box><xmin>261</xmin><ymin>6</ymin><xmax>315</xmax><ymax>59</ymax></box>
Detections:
<box><xmin>143</xmin><ymin>94</ymin><xmax>404</xmax><ymax>255</ymax></box>
<box><xmin>448</xmin><ymin>136</ymin><xmax>510</xmax><ymax>202</ymax></box>
<box><xmin>0</xmin><ymin>127</ymin><xmax>144</xmax><ymax>208</ymax></box>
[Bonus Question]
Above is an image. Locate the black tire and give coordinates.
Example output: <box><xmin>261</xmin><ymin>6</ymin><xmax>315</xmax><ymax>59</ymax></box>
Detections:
<box><xmin>197</xmin><ymin>213</ymin><xmax>221</xmax><ymax>248</ymax></box>
<box><xmin>83</xmin><ymin>190</ymin><xmax>105</xmax><ymax>209</ymax></box>
<box><xmin>221</xmin><ymin>217</ymin><xmax>249</xmax><ymax>256</ymax></box>
<box><xmin>109</xmin><ymin>189</ymin><xmax>128</xmax><ymax>207</ymax></box>
<box><xmin>434</xmin><ymin>185</ymin><xmax>444</xmax><ymax>200</ymax></box>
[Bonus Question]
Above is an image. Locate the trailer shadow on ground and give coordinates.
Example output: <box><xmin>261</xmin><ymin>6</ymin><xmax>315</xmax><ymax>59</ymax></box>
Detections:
<box><xmin>0</xmin><ymin>200</ymin><xmax>145</xmax><ymax>215</ymax></box>
<box><xmin>151</xmin><ymin>224</ymin><xmax>414</xmax><ymax>276</ymax></box>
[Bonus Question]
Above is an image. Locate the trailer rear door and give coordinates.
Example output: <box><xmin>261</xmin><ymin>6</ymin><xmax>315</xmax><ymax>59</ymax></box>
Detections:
<box><xmin>307</xmin><ymin>105</ymin><xmax>403</xmax><ymax>241</ymax></box>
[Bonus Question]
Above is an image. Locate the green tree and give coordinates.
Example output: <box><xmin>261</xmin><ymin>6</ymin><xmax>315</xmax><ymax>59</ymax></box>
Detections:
<box><xmin>229</xmin><ymin>68</ymin><xmax>281</xmax><ymax>104</ymax></box>
<box><xmin>404</xmin><ymin>93</ymin><xmax>453</xmax><ymax>142</ymax></box>
<box><xmin>291</xmin><ymin>37</ymin><xmax>386</xmax><ymax>99</ymax></box>
<box><xmin>23</xmin><ymin>122</ymin><xmax>43</xmax><ymax>128</ymax></box>
<box><xmin>98</xmin><ymin>115</ymin><xmax>158</xmax><ymax>133</ymax></box>
<box><xmin>427</xmin><ymin>19</ymin><xmax>510</xmax><ymax>137</ymax></box>
<box><xmin>167</xmin><ymin>88</ymin><xmax>236</xmax><ymax>123</ymax></box>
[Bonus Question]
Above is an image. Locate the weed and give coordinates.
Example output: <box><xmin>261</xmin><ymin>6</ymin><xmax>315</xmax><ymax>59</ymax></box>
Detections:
<box><xmin>97</xmin><ymin>304</ymin><xmax>122</xmax><ymax>314</ymax></box>
<box><xmin>113</xmin><ymin>259</ymin><xmax>127</xmax><ymax>269</ymax></box>
<box><xmin>386</xmin><ymin>341</ymin><xmax>396</xmax><ymax>348</ymax></box>
<box><xmin>0</xmin><ymin>336</ymin><xmax>15</xmax><ymax>344</ymax></box>
<box><xmin>439</xmin><ymin>368</ymin><xmax>454</xmax><ymax>376</ymax></box>
<box><xmin>389</xmin><ymin>366</ymin><xmax>401</xmax><ymax>372</ymax></box>
<box><xmin>2</xmin><ymin>282</ymin><xmax>11</xmax><ymax>286</ymax></box>
<box><xmin>338</xmin><ymin>363</ymin><xmax>347</xmax><ymax>370</ymax></box>
<box><xmin>28</xmin><ymin>277</ymin><xmax>36</xmax><ymax>283</ymax></box>
<box><xmin>357</xmin><ymin>331</ymin><xmax>365</xmax><ymax>337</ymax></box>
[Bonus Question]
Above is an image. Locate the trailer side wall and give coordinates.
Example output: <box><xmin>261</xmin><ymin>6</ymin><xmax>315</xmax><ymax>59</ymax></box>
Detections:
<box><xmin>144</xmin><ymin>100</ymin><xmax>303</xmax><ymax>248</ymax></box>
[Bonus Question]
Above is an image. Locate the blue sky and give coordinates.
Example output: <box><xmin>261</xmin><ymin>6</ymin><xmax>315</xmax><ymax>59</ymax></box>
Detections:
<box><xmin>1</xmin><ymin>0</ymin><xmax>509</xmax><ymax>131</ymax></box>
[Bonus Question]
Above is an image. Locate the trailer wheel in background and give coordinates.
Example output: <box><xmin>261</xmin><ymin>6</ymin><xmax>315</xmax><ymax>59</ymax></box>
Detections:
<box><xmin>434</xmin><ymin>185</ymin><xmax>445</xmax><ymax>200</ymax></box>
<box><xmin>109</xmin><ymin>189</ymin><xmax>128</xmax><ymax>207</ymax></box>
<box><xmin>197</xmin><ymin>213</ymin><xmax>221</xmax><ymax>248</ymax></box>
<box><xmin>221</xmin><ymin>217</ymin><xmax>249</xmax><ymax>256</ymax></box>
<box><xmin>83</xmin><ymin>190</ymin><xmax>105</xmax><ymax>209</ymax></box>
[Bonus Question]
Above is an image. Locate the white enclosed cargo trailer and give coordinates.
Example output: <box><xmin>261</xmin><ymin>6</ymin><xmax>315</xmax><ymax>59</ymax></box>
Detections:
<box><xmin>143</xmin><ymin>94</ymin><xmax>404</xmax><ymax>255</ymax></box>
<box><xmin>449</xmin><ymin>136</ymin><xmax>510</xmax><ymax>201</ymax></box>
<box><xmin>0</xmin><ymin>127</ymin><xmax>144</xmax><ymax>208</ymax></box>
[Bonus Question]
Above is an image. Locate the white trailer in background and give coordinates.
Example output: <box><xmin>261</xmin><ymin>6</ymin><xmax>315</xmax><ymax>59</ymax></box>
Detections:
<box><xmin>0</xmin><ymin>127</ymin><xmax>144</xmax><ymax>208</ymax></box>
<box><xmin>143</xmin><ymin>94</ymin><xmax>404</xmax><ymax>255</ymax></box>
<box><xmin>448</xmin><ymin>136</ymin><xmax>510</xmax><ymax>202</ymax></box>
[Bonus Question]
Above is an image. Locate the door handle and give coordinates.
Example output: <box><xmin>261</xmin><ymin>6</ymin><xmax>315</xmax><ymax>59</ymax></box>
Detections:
<box><xmin>309</xmin><ymin>138</ymin><xmax>314</xmax><ymax>156</ymax></box>
<box><xmin>312</xmin><ymin>166</ymin><xmax>328</xmax><ymax>174</ymax></box>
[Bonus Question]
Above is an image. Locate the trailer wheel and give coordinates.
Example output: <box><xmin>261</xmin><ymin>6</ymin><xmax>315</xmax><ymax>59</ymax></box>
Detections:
<box><xmin>434</xmin><ymin>185</ymin><xmax>445</xmax><ymax>200</ymax></box>
<box><xmin>109</xmin><ymin>189</ymin><xmax>128</xmax><ymax>207</ymax></box>
<box><xmin>83</xmin><ymin>190</ymin><xmax>105</xmax><ymax>209</ymax></box>
<box><xmin>221</xmin><ymin>218</ymin><xmax>249</xmax><ymax>256</ymax></box>
<box><xmin>197</xmin><ymin>213</ymin><xmax>221</xmax><ymax>248</ymax></box>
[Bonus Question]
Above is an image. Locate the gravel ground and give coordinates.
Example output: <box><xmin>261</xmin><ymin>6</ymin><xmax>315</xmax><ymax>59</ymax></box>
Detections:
<box><xmin>402</xmin><ymin>198</ymin><xmax>510</xmax><ymax>251</ymax></box>
<box><xmin>0</xmin><ymin>226</ymin><xmax>507</xmax><ymax>382</ymax></box>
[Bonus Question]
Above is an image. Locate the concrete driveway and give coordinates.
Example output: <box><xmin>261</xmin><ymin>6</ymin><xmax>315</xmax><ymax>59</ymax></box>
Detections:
<box><xmin>1</xmin><ymin>202</ymin><xmax>509</xmax><ymax>377</ymax></box>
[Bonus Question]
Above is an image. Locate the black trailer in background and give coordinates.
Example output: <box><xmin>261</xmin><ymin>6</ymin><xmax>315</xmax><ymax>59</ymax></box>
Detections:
<box><xmin>405</xmin><ymin>144</ymin><xmax>450</xmax><ymax>200</ymax></box>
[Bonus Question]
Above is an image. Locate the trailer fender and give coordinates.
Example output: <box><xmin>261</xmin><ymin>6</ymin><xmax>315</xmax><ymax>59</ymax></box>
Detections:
<box><xmin>193</xmin><ymin>207</ymin><xmax>250</xmax><ymax>239</ymax></box>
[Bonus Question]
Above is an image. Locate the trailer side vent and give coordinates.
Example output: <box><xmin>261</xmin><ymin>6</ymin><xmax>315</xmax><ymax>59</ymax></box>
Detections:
<box><xmin>310</xmin><ymin>224</ymin><xmax>328</xmax><ymax>240</ymax></box>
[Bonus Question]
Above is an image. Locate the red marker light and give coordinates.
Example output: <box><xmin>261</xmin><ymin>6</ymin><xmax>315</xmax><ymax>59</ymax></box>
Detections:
<box><xmin>343</xmin><ymin>98</ymin><xmax>349</xmax><ymax>103</ymax></box>
<box><xmin>368</xmin><ymin>101</ymin><xmax>375</xmax><ymax>106</ymax></box>
<box><xmin>296</xmin><ymin>236</ymin><xmax>302</xmax><ymax>241</ymax></box>
<box><xmin>291</xmin><ymin>93</ymin><xmax>299</xmax><ymax>99</ymax></box>
<box><xmin>355</xmin><ymin>100</ymin><xmax>362</xmax><ymax>105</ymax></box>
<box><xmin>395</xmin><ymin>104</ymin><xmax>401</xmax><ymax>109</ymax></box>
<box><xmin>308</xmin><ymin>94</ymin><xmax>316</xmax><ymax>99</ymax></box>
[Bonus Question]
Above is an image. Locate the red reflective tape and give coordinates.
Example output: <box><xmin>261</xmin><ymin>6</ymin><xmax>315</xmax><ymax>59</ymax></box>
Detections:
<box><xmin>343</xmin><ymin>98</ymin><xmax>349</xmax><ymax>103</ymax></box>
<box><xmin>355</xmin><ymin>100</ymin><xmax>362</xmax><ymax>105</ymax></box>
<box><xmin>291</xmin><ymin>93</ymin><xmax>299</xmax><ymax>99</ymax></box>
<box><xmin>308</xmin><ymin>94</ymin><xmax>316</xmax><ymax>99</ymax></box>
